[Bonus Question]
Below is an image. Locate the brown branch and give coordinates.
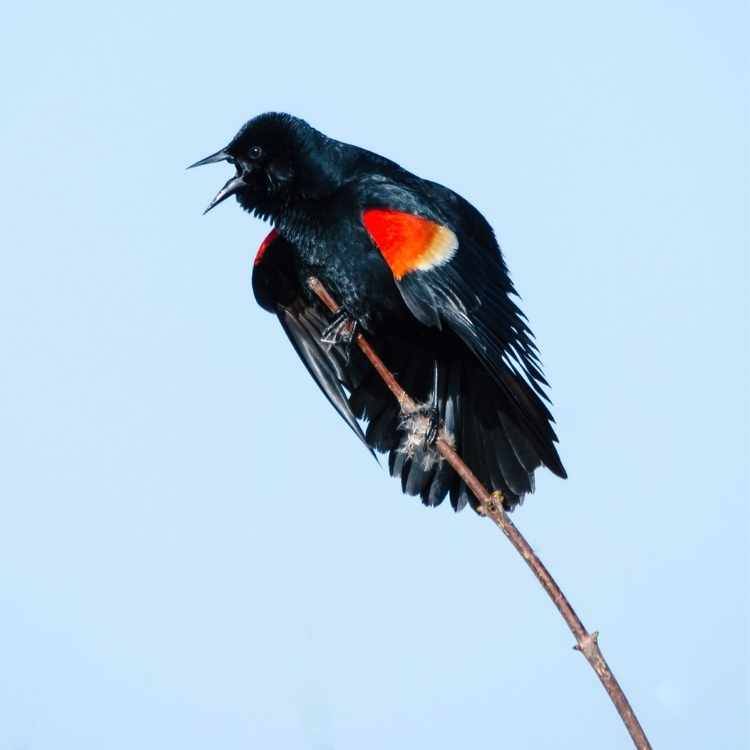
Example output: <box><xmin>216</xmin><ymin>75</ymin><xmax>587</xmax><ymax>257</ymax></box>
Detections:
<box><xmin>307</xmin><ymin>276</ymin><xmax>653</xmax><ymax>750</ymax></box>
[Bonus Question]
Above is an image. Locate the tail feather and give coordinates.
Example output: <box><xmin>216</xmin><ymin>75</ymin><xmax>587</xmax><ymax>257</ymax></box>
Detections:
<box><xmin>365</xmin><ymin>405</ymin><xmax>399</xmax><ymax>452</ymax></box>
<box><xmin>425</xmin><ymin>364</ymin><xmax>458</xmax><ymax>507</ymax></box>
<box><xmin>499</xmin><ymin>412</ymin><xmax>539</xmax><ymax>480</ymax></box>
<box><xmin>347</xmin><ymin>333</ymin><xmax>565</xmax><ymax>512</ymax></box>
<box><xmin>490</xmin><ymin>422</ymin><xmax>533</xmax><ymax>496</ymax></box>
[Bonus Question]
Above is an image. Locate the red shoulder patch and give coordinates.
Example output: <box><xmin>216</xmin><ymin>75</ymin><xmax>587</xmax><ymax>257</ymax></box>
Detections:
<box><xmin>253</xmin><ymin>228</ymin><xmax>280</xmax><ymax>267</ymax></box>
<box><xmin>362</xmin><ymin>209</ymin><xmax>458</xmax><ymax>280</ymax></box>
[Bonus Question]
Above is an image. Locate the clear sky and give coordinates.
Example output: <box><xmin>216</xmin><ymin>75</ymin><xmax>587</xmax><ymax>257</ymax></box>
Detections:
<box><xmin>1</xmin><ymin>2</ymin><xmax>747</xmax><ymax>748</ymax></box>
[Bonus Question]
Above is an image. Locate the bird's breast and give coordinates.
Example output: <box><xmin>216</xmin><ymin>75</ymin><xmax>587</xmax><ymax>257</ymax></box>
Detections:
<box><xmin>295</xmin><ymin>223</ymin><xmax>407</xmax><ymax>329</ymax></box>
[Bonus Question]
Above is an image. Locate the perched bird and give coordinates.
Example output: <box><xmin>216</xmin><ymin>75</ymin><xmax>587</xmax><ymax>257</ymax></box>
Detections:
<box><xmin>190</xmin><ymin>113</ymin><xmax>566</xmax><ymax>511</ymax></box>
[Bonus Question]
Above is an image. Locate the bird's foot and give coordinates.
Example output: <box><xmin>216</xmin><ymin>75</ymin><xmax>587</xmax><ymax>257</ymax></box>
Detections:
<box><xmin>401</xmin><ymin>403</ymin><xmax>440</xmax><ymax>462</ymax></box>
<box><xmin>321</xmin><ymin>308</ymin><xmax>358</xmax><ymax>350</ymax></box>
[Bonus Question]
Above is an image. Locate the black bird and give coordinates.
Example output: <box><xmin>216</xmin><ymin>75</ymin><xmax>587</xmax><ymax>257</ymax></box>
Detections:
<box><xmin>190</xmin><ymin>113</ymin><xmax>566</xmax><ymax>511</ymax></box>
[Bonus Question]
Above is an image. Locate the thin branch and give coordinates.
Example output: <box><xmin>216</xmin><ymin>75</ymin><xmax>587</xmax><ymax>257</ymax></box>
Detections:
<box><xmin>307</xmin><ymin>276</ymin><xmax>653</xmax><ymax>750</ymax></box>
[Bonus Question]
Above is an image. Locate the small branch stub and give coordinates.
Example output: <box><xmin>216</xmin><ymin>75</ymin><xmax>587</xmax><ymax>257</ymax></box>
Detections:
<box><xmin>306</xmin><ymin>276</ymin><xmax>652</xmax><ymax>750</ymax></box>
<box><xmin>576</xmin><ymin>630</ymin><xmax>601</xmax><ymax>657</ymax></box>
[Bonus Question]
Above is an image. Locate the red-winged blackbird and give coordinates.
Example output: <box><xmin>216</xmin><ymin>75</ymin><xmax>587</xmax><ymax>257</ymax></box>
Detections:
<box><xmin>190</xmin><ymin>113</ymin><xmax>566</xmax><ymax>511</ymax></box>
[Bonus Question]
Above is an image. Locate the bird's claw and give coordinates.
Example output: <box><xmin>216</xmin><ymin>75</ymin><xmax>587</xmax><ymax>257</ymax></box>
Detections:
<box><xmin>397</xmin><ymin>402</ymin><xmax>442</xmax><ymax>470</ymax></box>
<box><xmin>423</xmin><ymin>406</ymin><xmax>439</xmax><ymax>446</ymax></box>
<box><xmin>403</xmin><ymin>402</ymin><xmax>440</xmax><ymax>448</ymax></box>
<box><xmin>321</xmin><ymin>309</ymin><xmax>358</xmax><ymax>349</ymax></box>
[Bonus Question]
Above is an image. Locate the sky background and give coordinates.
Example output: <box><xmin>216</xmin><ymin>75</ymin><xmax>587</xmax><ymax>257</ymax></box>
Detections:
<box><xmin>1</xmin><ymin>1</ymin><xmax>747</xmax><ymax>748</ymax></box>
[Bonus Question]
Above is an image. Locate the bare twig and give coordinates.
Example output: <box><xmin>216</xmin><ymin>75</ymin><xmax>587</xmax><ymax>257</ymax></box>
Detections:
<box><xmin>307</xmin><ymin>276</ymin><xmax>653</xmax><ymax>750</ymax></box>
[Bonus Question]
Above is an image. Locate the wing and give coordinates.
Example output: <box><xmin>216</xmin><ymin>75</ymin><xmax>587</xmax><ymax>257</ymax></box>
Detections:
<box><xmin>278</xmin><ymin>302</ymin><xmax>374</xmax><ymax>454</ymax></box>
<box><xmin>360</xmin><ymin>181</ymin><xmax>565</xmax><ymax>477</ymax></box>
<box><xmin>252</xmin><ymin>232</ymin><xmax>373</xmax><ymax>455</ymax></box>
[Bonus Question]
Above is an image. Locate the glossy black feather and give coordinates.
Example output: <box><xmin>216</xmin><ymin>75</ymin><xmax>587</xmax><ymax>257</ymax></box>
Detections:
<box><xmin>252</xmin><ymin>237</ymin><xmax>373</xmax><ymax>455</ymax></box>
<box><xmin>278</xmin><ymin>306</ymin><xmax>373</xmax><ymax>455</ymax></box>
<box><xmin>207</xmin><ymin>112</ymin><xmax>567</xmax><ymax>511</ymax></box>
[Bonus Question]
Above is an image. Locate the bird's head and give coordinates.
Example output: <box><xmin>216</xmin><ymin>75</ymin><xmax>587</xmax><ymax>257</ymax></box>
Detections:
<box><xmin>189</xmin><ymin>112</ymin><xmax>346</xmax><ymax>221</ymax></box>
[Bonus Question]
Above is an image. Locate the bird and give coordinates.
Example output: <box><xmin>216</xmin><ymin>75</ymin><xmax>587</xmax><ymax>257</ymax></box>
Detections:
<box><xmin>190</xmin><ymin>112</ymin><xmax>566</xmax><ymax>511</ymax></box>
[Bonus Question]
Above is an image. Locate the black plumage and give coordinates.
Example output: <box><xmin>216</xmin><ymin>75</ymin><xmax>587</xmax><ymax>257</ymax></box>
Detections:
<box><xmin>193</xmin><ymin>112</ymin><xmax>566</xmax><ymax>511</ymax></box>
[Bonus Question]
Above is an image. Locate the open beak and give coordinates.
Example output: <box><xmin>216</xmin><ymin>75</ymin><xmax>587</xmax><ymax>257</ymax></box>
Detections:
<box><xmin>188</xmin><ymin>148</ymin><xmax>245</xmax><ymax>214</ymax></box>
<box><xmin>202</xmin><ymin>174</ymin><xmax>245</xmax><ymax>214</ymax></box>
<box><xmin>187</xmin><ymin>148</ymin><xmax>230</xmax><ymax>169</ymax></box>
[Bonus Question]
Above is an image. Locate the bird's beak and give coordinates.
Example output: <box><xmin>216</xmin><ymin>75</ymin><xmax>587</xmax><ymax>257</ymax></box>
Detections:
<box><xmin>202</xmin><ymin>174</ymin><xmax>246</xmax><ymax>214</ymax></box>
<box><xmin>188</xmin><ymin>148</ymin><xmax>246</xmax><ymax>214</ymax></box>
<box><xmin>187</xmin><ymin>148</ymin><xmax>230</xmax><ymax>169</ymax></box>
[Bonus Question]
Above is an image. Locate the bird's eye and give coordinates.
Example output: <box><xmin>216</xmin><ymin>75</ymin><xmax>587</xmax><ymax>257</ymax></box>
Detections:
<box><xmin>248</xmin><ymin>146</ymin><xmax>263</xmax><ymax>160</ymax></box>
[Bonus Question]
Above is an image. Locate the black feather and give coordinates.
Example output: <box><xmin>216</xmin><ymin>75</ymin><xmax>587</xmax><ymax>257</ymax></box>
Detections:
<box><xmin>237</xmin><ymin>115</ymin><xmax>567</xmax><ymax>515</ymax></box>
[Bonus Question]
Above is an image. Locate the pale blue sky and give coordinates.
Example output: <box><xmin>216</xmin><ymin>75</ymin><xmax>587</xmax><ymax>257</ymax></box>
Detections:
<box><xmin>0</xmin><ymin>2</ymin><xmax>747</xmax><ymax>748</ymax></box>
